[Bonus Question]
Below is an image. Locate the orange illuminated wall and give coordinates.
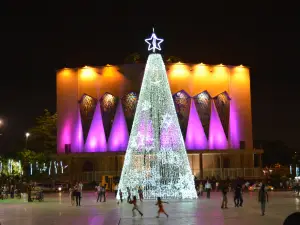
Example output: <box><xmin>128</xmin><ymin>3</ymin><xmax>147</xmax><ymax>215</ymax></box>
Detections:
<box><xmin>57</xmin><ymin>63</ymin><xmax>253</xmax><ymax>153</ymax></box>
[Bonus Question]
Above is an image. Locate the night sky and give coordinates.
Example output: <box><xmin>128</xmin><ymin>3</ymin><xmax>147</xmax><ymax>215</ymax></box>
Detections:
<box><xmin>1</xmin><ymin>3</ymin><xmax>299</xmax><ymax>153</ymax></box>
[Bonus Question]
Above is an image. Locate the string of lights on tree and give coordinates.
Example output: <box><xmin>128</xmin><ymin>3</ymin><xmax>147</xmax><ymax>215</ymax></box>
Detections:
<box><xmin>117</xmin><ymin>29</ymin><xmax>197</xmax><ymax>199</ymax></box>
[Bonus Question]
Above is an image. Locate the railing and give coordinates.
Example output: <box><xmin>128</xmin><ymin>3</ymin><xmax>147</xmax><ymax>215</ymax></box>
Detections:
<box><xmin>203</xmin><ymin>168</ymin><xmax>262</xmax><ymax>179</ymax></box>
<box><xmin>76</xmin><ymin>171</ymin><xmax>121</xmax><ymax>183</ymax></box>
<box><xmin>75</xmin><ymin>168</ymin><xmax>262</xmax><ymax>183</ymax></box>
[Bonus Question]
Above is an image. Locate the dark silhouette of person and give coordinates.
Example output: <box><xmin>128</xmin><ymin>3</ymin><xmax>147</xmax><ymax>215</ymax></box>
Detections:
<box><xmin>234</xmin><ymin>184</ymin><xmax>243</xmax><ymax>207</ymax></box>
<box><xmin>283</xmin><ymin>212</ymin><xmax>300</xmax><ymax>225</ymax></box>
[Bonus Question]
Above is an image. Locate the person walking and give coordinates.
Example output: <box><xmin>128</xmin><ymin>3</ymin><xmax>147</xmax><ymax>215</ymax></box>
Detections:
<box><xmin>205</xmin><ymin>180</ymin><xmax>212</xmax><ymax>199</ymax></box>
<box><xmin>27</xmin><ymin>184</ymin><xmax>32</xmax><ymax>202</ymax></box>
<box><xmin>78</xmin><ymin>181</ymin><xmax>83</xmax><ymax>199</ymax></box>
<box><xmin>69</xmin><ymin>186</ymin><xmax>75</xmax><ymax>206</ymax></box>
<box><xmin>155</xmin><ymin>197</ymin><xmax>169</xmax><ymax>218</ymax></box>
<box><xmin>216</xmin><ymin>181</ymin><xmax>219</xmax><ymax>192</ymax></box>
<box><xmin>221</xmin><ymin>183</ymin><xmax>228</xmax><ymax>209</ymax></box>
<box><xmin>258</xmin><ymin>184</ymin><xmax>268</xmax><ymax>216</ymax></box>
<box><xmin>127</xmin><ymin>187</ymin><xmax>131</xmax><ymax>202</ymax></box>
<box><xmin>138</xmin><ymin>186</ymin><xmax>143</xmax><ymax>201</ymax></box>
<box><xmin>117</xmin><ymin>189</ymin><xmax>123</xmax><ymax>204</ymax></box>
<box><xmin>198</xmin><ymin>182</ymin><xmax>204</xmax><ymax>197</ymax></box>
<box><xmin>96</xmin><ymin>184</ymin><xmax>101</xmax><ymax>202</ymax></box>
<box><xmin>74</xmin><ymin>183</ymin><xmax>81</xmax><ymax>206</ymax></box>
<box><xmin>129</xmin><ymin>196</ymin><xmax>143</xmax><ymax>217</ymax></box>
<box><xmin>114</xmin><ymin>183</ymin><xmax>119</xmax><ymax>198</ymax></box>
<box><xmin>234</xmin><ymin>184</ymin><xmax>243</xmax><ymax>207</ymax></box>
<box><xmin>100</xmin><ymin>185</ymin><xmax>106</xmax><ymax>202</ymax></box>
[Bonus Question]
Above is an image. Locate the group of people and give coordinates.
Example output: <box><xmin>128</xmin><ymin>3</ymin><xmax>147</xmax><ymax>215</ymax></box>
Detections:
<box><xmin>95</xmin><ymin>184</ymin><xmax>107</xmax><ymax>202</ymax></box>
<box><xmin>116</xmin><ymin>186</ymin><xmax>168</xmax><ymax>218</ymax></box>
<box><xmin>220</xmin><ymin>182</ymin><xmax>268</xmax><ymax>216</ymax></box>
<box><xmin>0</xmin><ymin>184</ymin><xmax>17</xmax><ymax>199</ymax></box>
<box><xmin>198</xmin><ymin>180</ymin><xmax>269</xmax><ymax>216</ymax></box>
<box><xmin>69</xmin><ymin>181</ymin><xmax>83</xmax><ymax>206</ymax></box>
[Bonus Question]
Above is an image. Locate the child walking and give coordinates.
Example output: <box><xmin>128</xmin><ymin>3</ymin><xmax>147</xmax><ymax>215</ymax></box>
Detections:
<box><xmin>69</xmin><ymin>187</ymin><xmax>74</xmax><ymax>206</ymax></box>
<box><xmin>155</xmin><ymin>197</ymin><xmax>169</xmax><ymax>218</ymax></box>
<box><xmin>129</xmin><ymin>196</ymin><xmax>143</xmax><ymax>217</ymax></box>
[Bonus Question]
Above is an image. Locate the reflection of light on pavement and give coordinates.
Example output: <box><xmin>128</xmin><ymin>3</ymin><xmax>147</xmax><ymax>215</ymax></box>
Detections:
<box><xmin>295</xmin><ymin>197</ymin><xmax>299</xmax><ymax>210</ymax></box>
<box><xmin>88</xmin><ymin>216</ymin><xmax>104</xmax><ymax>225</ymax></box>
<box><xmin>59</xmin><ymin>192</ymin><xmax>62</xmax><ymax>204</ymax></box>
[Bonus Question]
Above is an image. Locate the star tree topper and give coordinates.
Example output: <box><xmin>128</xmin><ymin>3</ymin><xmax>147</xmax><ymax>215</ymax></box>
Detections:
<box><xmin>145</xmin><ymin>28</ymin><xmax>164</xmax><ymax>53</ymax></box>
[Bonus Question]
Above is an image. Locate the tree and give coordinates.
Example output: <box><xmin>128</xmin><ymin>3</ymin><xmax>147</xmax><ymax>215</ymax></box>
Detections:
<box><xmin>118</xmin><ymin>52</ymin><xmax>197</xmax><ymax>199</ymax></box>
<box><xmin>124</xmin><ymin>52</ymin><xmax>141</xmax><ymax>63</ymax></box>
<box><xmin>166</xmin><ymin>56</ymin><xmax>181</xmax><ymax>63</ymax></box>
<box><xmin>17</xmin><ymin>149</ymin><xmax>49</xmax><ymax>179</ymax></box>
<box><xmin>29</xmin><ymin>109</ymin><xmax>57</xmax><ymax>153</ymax></box>
<box><xmin>254</xmin><ymin>140</ymin><xmax>295</xmax><ymax>166</ymax></box>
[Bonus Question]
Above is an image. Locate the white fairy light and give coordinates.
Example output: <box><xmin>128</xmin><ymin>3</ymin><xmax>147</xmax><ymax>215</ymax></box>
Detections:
<box><xmin>54</xmin><ymin>161</ymin><xmax>57</xmax><ymax>174</ymax></box>
<box><xmin>145</xmin><ymin>28</ymin><xmax>164</xmax><ymax>53</ymax></box>
<box><xmin>49</xmin><ymin>161</ymin><xmax>52</xmax><ymax>175</ymax></box>
<box><xmin>117</xmin><ymin>34</ymin><xmax>197</xmax><ymax>200</ymax></box>
<box><xmin>60</xmin><ymin>161</ymin><xmax>63</xmax><ymax>174</ymax></box>
<box><xmin>30</xmin><ymin>163</ymin><xmax>32</xmax><ymax>175</ymax></box>
<box><xmin>7</xmin><ymin>160</ymin><xmax>10</xmax><ymax>174</ymax></box>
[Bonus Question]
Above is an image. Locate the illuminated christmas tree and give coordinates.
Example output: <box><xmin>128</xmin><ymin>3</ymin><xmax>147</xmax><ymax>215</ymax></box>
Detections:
<box><xmin>118</xmin><ymin>29</ymin><xmax>197</xmax><ymax>199</ymax></box>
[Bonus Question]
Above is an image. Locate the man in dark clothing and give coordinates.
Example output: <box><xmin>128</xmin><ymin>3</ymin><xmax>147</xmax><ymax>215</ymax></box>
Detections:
<box><xmin>74</xmin><ymin>184</ymin><xmax>81</xmax><ymax>206</ymax></box>
<box><xmin>27</xmin><ymin>185</ymin><xmax>32</xmax><ymax>202</ymax></box>
<box><xmin>221</xmin><ymin>183</ymin><xmax>228</xmax><ymax>209</ymax></box>
<box><xmin>234</xmin><ymin>184</ymin><xmax>243</xmax><ymax>207</ymax></box>
<box><xmin>100</xmin><ymin>185</ymin><xmax>106</xmax><ymax>202</ymax></box>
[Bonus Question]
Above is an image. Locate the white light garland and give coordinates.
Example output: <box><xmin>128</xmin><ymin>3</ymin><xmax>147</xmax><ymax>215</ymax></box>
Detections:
<box><xmin>60</xmin><ymin>161</ymin><xmax>63</xmax><ymax>174</ymax></box>
<box><xmin>49</xmin><ymin>161</ymin><xmax>52</xmax><ymax>175</ymax></box>
<box><xmin>117</xmin><ymin>36</ymin><xmax>197</xmax><ymax>199</ymax></box>
<box><xmin>54</xmin><ymin>161</ymin><xmax>57</xmax><ymax>174</ymax></box>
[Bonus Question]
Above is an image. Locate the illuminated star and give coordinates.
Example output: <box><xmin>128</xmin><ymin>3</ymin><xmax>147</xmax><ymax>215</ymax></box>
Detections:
<box><xmin>145</xmin><ymin>28</ymin><xmax>164</xmax><ymax>53</ymax></box>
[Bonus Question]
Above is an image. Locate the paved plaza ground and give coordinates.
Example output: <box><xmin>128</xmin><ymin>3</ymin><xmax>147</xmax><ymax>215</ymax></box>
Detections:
<box><xmin>0</xmin><ymin>191</ymin><xmax>299</xmax><ymax>225</ymax></box>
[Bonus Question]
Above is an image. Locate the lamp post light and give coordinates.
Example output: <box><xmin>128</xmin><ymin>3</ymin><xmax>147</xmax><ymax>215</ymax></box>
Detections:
<box><xmin>25</xmin><ymin>132</ymin><xmax>30</xmax><ymax>149</ymax></box>
<box><xmin>0</xmin><ymin>120</ymin><xmax>3</xmax><ymax>136</ymax></box>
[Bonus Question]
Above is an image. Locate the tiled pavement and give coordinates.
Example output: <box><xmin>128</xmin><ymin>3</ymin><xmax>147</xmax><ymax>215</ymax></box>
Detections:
<box><xmin>0</xmin><ymin>191</ymin><xmax>299</xmax><ymax>225</ymax></box>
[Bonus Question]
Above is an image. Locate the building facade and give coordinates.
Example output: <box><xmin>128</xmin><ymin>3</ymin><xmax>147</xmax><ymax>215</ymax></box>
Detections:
<box><xmin>56</xmin><ymin>63</ymin><xmax>263</xmax><ymax>183</ymax></box>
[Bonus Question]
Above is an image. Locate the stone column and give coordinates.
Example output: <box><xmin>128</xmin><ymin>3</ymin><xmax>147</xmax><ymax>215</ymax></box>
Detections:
<box><xmin>115</xmin><ymin>155</ymin><xmax>119</xmax><ymax>176</ymax></box>
<box><xmin>241</xmin><ymin>153</ymin><xmax>245</xmax><ymax>177</ymax></box>
<box><xmin>259</xmin><ymin>154</ymin><xmax>262</xmax><ymax>168</ymax></box>
<box><xmin>220</xmin><ymin>154</ymin><xmax>223</xmax><ymax>179</ymax></box>
<box><xmin>199</xmin><ymin>153</ymin><xmax>203</xmax><ymax>180</ymax></box>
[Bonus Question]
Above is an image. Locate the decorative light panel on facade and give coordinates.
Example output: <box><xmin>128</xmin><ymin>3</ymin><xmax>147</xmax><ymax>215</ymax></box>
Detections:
<box><xmin>102</xmin><ymin>93</ymin><xmax>117</xmax><ymax>112</ymax></box>
<box><xmin>173</xmin><ymin>90</ymin><xmax>191</xmax><ymax>139</ymax></box>
<box><xmin>81</xmin><ymin>94</ymin><xmax>97</xmax><ymax>116</ymax></box>
<box><xmin>194</xmin><ymin>91</ymin><xmax>211</xmax><ymax>139</ymax></box>
<box><xmin>79</xmin><ymin>94</ymin><xmax>97</xmax><ymax>141</ymax></box>
<box><xmin>122</xmin><ymin>92</ymin><xmax>138</xmax><ymax>118</ymax></box>
<box><xmin>100</xmin><ymin>92</ymin><xmax>118</xmax><ymax>141</ymax></box>
<box><xmin>213</xmin><ymin>92</ymin><xmax>231</xmax><ymax>138</ymax></box>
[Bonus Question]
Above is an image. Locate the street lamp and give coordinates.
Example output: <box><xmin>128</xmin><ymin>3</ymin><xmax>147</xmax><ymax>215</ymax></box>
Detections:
<box><xmin>25</xmin><ymin>132</ymin><xmax>30</xmax><ymax>149</ymax></box>
<box><xmin>0</xmin><ymin>120</ymin><xmax>2</xmax><ymax>136</ymax></box>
